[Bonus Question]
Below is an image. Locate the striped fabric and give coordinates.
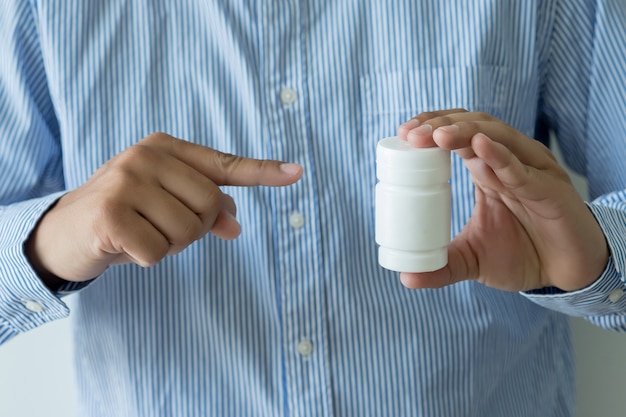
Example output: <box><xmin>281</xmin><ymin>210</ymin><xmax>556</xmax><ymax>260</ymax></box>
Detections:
<box><xmin>1</xmin><ymin>1</ymin><xmax>626</xmax><ymax>416</ymax></box>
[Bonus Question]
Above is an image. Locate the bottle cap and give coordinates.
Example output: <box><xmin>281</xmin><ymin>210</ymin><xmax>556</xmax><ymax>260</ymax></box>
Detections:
<box><xmin>376</xmin><ymin>136</ymin><xmax>450</xmax><ymax>186</ymax></box>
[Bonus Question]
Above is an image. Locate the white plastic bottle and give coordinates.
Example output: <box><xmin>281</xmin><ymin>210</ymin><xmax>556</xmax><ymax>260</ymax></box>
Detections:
<box><xmin>375</xmin><ymin>136</ymin><xmax>451</xmax><ymax>272</ymax></box>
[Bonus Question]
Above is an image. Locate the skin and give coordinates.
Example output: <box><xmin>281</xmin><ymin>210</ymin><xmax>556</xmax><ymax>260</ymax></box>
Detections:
<box><xmin>25</xmin><ymin>132</ymin><xmax>303</xmax><ymax>289</ymax></box>
<box><xmin>397</xmin><ymin>109</ymin><xmax>610</xmax><ymax>292</ymax></box>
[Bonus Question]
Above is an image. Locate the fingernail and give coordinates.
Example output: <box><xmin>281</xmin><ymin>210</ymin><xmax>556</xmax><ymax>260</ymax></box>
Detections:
<box><xmin>407</xmin><ymin>124</ymin><xmax>432</xmax><ymax>141</ymax></box>
<box><xmin>412</xmin><ymin>124</ymin><xmax>433</xmax><ymax>135</ymax></box>
<box><xmin>435</xmin><ymin>125</ymin><xmax>460</xmax><ymax>134</ymax></box>
<box><xmin>280</xmin><ymin>163</ymin><xmax>302</xmax><ymax>175</ymax></box>
<box><xmin>399</xmin><ymin>119</ymin><xmax>420</xmax><ymax>130</ymax></box>
<box><xmin>223</xmin><ymin>208</ymin><xmax>238</xmax><ymax>221</ymax></box>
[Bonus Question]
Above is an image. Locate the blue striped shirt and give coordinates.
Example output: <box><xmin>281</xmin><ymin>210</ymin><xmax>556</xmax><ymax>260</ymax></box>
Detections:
<box><xmin>1</xmin><ymin>1</ymin><xmax>626</xmax><ymax>416</ymax></box>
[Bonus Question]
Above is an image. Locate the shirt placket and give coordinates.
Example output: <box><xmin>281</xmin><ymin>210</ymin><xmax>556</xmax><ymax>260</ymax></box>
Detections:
<box><xmin>260</xmin><ymin>1</ymin><xmax>332</xmax><ymax>416</ymax></box>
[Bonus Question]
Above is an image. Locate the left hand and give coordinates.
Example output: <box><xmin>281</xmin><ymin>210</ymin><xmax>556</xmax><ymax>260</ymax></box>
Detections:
<box><xmin>396</xmin><ymin>109</ymin><xmax>609</xmax><ymax>292</ymax></box>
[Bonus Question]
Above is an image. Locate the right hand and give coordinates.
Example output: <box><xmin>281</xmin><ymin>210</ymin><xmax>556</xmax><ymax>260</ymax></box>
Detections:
<box><xmin>396</xmin><ymin>110</ymin><xmax>608</xmax><ymax>292</ymax></box>
<box><xmin>26</xmin><ymin>132</ymin><xmax>303</xmax><ymax>283</ymax></box>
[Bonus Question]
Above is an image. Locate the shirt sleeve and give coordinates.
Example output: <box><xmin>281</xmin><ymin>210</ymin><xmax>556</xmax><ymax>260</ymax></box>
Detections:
<box><xmin>523</xmin><ymin>202</ymin><xmax>626</xmax><ymax>329</ymax></box>
<box><xmin>0</xmin><ymin>1</ymin><xmax>73</xmax><ymax>344</ymax></box>
<box><xmin>524</xmin><ymin>0</ymin><xmax>626</xmax><ymax>330</ymax></box>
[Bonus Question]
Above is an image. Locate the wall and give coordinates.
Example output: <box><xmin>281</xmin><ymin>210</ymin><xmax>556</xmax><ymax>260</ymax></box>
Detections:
<box><xmin>0</xmin><ymin>296</ymin><xmax>78</xmax><ymax>417</ymax></box>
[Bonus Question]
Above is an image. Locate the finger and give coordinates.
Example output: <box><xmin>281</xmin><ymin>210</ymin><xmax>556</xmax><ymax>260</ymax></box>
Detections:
<box><xmin>204</xmin><ymin>152</ymin><xmax>303</xmax><ymax>187</ymax></box>
<box><xmin>130</xmin><ymin>189</ymin><xmax>239</xmax><ymax>258</ymax></box>
<box><xmin>200</xmin><ymin>193</ymin><xmax>241</xmax><ymax>241</ymax></box>
<box><xmin>407</xmin><ymin>109</ymin><xmax>492</xmax><ymax>134</ymax></box>
<box><xmin>209</xmin><ymin>209</ymin><xmax>242</xmax><ymax>240</ymax></box>
<box><xmin>101</xmin><ymin>209</ymin><xmax>171</xmax><ymax>268</ymax></box>
<box><xmin>471</xmin><ymin>133</ymin><xmax>571</xmax><ymax>215</ymax></box>
<box><xmin>471</xmin><ymin>133</ymin><xmax>532</xmax><ymax>192</ymax></box>
<box><xmin>221</xmin><ymin>193</ymin><xmax>237</xmax><ymax>217</ymax></box>
<box><xmin>121</xmin><ymin>141</ymin><xmax>241</xmax><ymax>220</ymax></box>
<box><xmin>407</xmin><ymin>114</ymin><xmax>555</xmax><ymax>167</ymax></box>
<box><xmin>439</xmin><ymin>120</ymin><xmax>555</xmax><ymax>167</ymax></box>
<box><xmin>400</xmin><ymin>269</ymin><xmax>455</xmax><ymax>289</ymax></box>
<box><xmin>411</xmin><ymin>108</ymin><xmax>470</xmax><ymax>123</ymax></box>
<box><xmin>142</xmin><ymin>133</ymin><xmax>303</xmax><ymax>187</ymax></box>
<box><xmin>157</xmin><ymin>155</ymin><xmax>234</xmax><ymax>218</ymax></box>
<box><xmin>147</xmin><ymin>191</ymin><xmax>246</xmax><ymax>246</ymax></box>
<box><xmin>404</xmin><ymin>112</ymin><xmax>496</xmax><ymax>152</ymax></box>
<box><xmin>132</xmin><ymin>186</ymin><xmax>211</xmax><ymax>246</ymax></box>
<box><xmin>112</xmin><ymin>141</ymin><xmax>244</xmax><ymax>248</ymax></box>
<box><xmin>398</xmin><ymin>108</ymin><xmax>469</xmax><ymax>147</ymax></box>
<box><xmin>399</xmin><ymin>235</ymin><xmax>476</xmax><ymax>289</ymax></box>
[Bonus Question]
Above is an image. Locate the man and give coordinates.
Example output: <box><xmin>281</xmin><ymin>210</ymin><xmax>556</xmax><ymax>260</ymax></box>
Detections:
<box><xmin>1</xmin><ymin>1</ymin><xmax>625</xmax><ymax>416</ymax></box>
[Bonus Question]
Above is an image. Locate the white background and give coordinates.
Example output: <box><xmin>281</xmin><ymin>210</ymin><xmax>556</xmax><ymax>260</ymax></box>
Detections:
<box><xmin>1</xmin><ymin>146</ymin><xmax>626</xmax><ymax>417</ymax></box>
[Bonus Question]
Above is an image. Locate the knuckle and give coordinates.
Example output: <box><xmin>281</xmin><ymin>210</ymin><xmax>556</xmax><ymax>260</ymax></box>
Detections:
<box><xmin>255</xmin><ymin>159</ymin><xmax>272</xmax><ymax>174</ymax></box>
<box><xmin>214</xmin><ymin>151</ymin><xmax>241</xmax><ymax>168</ymax></box>
<box><xmin>418</xmin><ymin>110</ymin><xmax>436</xmax><ymax>118</ymax></box>
<box><xmin>142</xmin><ymin>245</ymin><xmax>169</xmax><ymax>267</ymax></box>
<box><xmin>97</xmin><ymin>161</ymin><xmax>144</xmax><ymax>199</ymax></box>
<box><xmin>427</xmin><ymin>115</ymin><xmax>454</xmax><ymax>128</ymax></box>
<box><xmin>93</xmin><ymin>196</ymin><xmax>125</xmax><ymax>226</ymax></box>
<box><xmin>116</xmin><ymin>143</ymin><xmax>159</xmax><ymax>168</ymax></box>
<box><xmin>473</xmin><ymin>111</ymin><xmax>495</xmax><ymax>121</ymax></box>
<box><xmin>93</xmin><ymin>199</ymin><xmax>132</xmax><ymax>241</ymax></box>
<box><xmin>415</xmin><ymin>111</ymin><xmax>437</xmax><ymax>122</ymax></box>
<box><xmin>193</xmin><ymin>185</ymin><xmax>225</xmax><ymax>231</ymax></box>
<box><xmin>89</xmin><ymin>198</ymin><xmax>128</xmax><ymax>250</ymax></box>
<box><xmin>197</xmin><ymin>182</ymin><xmax>223</xmax><ymax>212</ymax></box>
<box><xmin>165</xmin><ymin>134</ymin><xmax>188</xmax><ymax>155</ymax></box>
<box><xmin>418</xmin><ymin>108</ymin><xmax>468</xmax><ymax>122</ymax></box>
<box><xmin>459</xmin><ymin>120</ymin><xmax>480</xmax><ymax>130</ymax></box>
<box><xmin>141</xmin><ymin>132</ymin><xmax>185</xmax><ymax>157</ymax></box>
<box><xmin>143</xmin><ymin>131</ymin><xmax>174</xmax><ymax>145</ymax></box>
<box><xmin>438</xmin><ymin>116</ymin><xmax>454</xmax><ymax>125</ymax></box>
<box><xmin>105</xmin><ymin>164</ymin><xmax>140</xmax><ymax>189</ymax></box>
<box><xmin>211</xmin><ymin>151</ymin><xmax>247</xmax><ymax>180</ymax></box>
<box><xmin>175</xmin><ymin>216</ymin><xmax>204</xmax><ymax>244</ymax></box>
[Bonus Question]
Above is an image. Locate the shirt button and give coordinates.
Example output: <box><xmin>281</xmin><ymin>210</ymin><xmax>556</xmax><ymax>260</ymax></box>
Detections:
<box><xmin>608</xmin><ymin>288</ymin><xmax>625</xmax><ymax>303</ymax></box>
<box><xmin>279</xmin><ymin>88</ymin><xmax>297</xmax><ymax>105</ymax></box>
<box><xmin>296</xmin><ymin>339</ymin><xmax>314</xmax><ymax>357</ymax></box>
<box><xmin>22</xmin><ymin>299</ymin><xmax>44</xmax><ymax>313</ymax></box>
<box><xmin>289</xmin><ymin>212</ymin><xmax>305</xmax><ymax>229</ymax></box>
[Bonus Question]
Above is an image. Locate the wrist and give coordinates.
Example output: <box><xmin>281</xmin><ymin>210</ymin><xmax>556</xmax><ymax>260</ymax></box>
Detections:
<box><xmin>23</xmin><ymin>199</ymin><xmax>74</xmax><ymax>292</ymax></box>
<box><xmin>24</xmin><ymin>230</ymin><xmax>70</xmax><ymax>292</ymax></box>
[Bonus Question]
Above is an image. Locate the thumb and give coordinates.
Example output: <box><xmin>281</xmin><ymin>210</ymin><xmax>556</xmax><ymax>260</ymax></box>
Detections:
<box><xmin>399</xmin><ymin>238</ymin><xmax>474</xmax><ymax>289</ymax></box>
<box><xmin>399</xmin><ymin>266</ymin><xmax>458</xmax><ymax>289</ymax></box>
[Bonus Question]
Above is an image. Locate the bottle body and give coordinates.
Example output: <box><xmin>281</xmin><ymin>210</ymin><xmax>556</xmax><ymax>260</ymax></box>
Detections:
<box><xmin>375</xmin><ymin>137</ymin><xmax>451</xmax><ymax>273</ymax></box>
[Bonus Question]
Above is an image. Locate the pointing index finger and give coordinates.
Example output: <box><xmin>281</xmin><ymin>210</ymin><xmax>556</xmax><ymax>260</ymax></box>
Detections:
<box><xmin>144</xmin><ymin>133</ymin><xmax>303</xmax><ymax>187</ymax></box>
<box><xmin>204</xmin><ymin>150</ymin><xmax>303</xmax><ymax>186</ymax></box>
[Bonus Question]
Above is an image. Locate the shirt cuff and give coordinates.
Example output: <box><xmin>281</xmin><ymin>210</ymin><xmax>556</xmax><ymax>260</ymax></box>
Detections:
<box><xmin>522</xmin><ymin>203</ymin><xmax>626</xmax><ymax>317</ymax></box>
<box><xmin>0</xmin><ymin>192</ymin><xmax>75</xmax><ymax>334</ymax></box>
<box><xmin>523</xmin><ymin>256</ymin><xmax>626</xmax><ymax>316</ymax></box>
